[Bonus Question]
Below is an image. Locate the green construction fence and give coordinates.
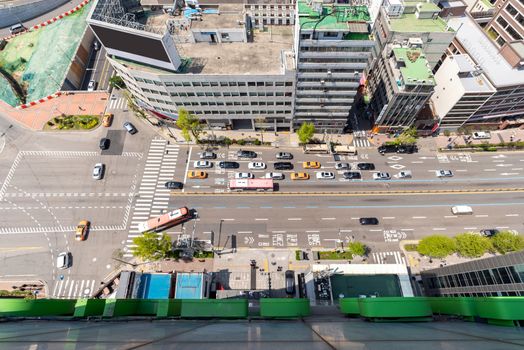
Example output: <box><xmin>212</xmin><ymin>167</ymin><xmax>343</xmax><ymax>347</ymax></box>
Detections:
<box><xmin>259</xmin><ymin>298</ymin><xmax>311</xmax><ymax>318</ymax></box>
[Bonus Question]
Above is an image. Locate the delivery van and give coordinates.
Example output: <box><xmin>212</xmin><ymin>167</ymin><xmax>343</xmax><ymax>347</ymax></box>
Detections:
<box><xmin>451</xmin><ymin>205</ymin><xmax>473</xmax><ymax>215</ymax></box>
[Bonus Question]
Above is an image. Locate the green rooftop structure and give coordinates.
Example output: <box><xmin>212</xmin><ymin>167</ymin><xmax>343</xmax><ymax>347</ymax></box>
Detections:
<box><xmin>390</xmin><ymin>13</ymin><xmax>451</xmax><ymax>33</ymax></box>
<box><xmin>297</xmin><ymin>0</ymin><xmax>371</xmax><ymax>30</ymax></box>
<box><xmin>392</xmin><ymin>48</ymin><xmax>435</xmax><ymax>86</ymax></box>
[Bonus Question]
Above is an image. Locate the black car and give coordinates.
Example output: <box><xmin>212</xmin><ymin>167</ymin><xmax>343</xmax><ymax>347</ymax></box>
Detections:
<box><xmin>343</xmin><ymin>172</ymin><xmax>361</xmax><ymax>179</ymax></box>
<box><xmin>480</xmin><ymin>229</ymin><xmax>499</xmax><ymax>237</ymax></box>
<box><xmin>274</xmin><ymin>162</ymin><xmax>294</xmax><ymax>170</ymax></box>
<box><xmin>219</xmin><ymin>161</ymin><xmax>240</xmax><ymax>169</ymax></box>
<box><xmin>237</xmin><ymin>150</ymin><xmax>257</xmax><ymax>158</ymax></box>
<box><xmin>359</xmin><ymin>217</ymin><xmax>379</xmax><ymax>225</ymax></box>
<box><xmin>276</xmin><ymin>152</ymin><xmax>293</xmax><ymax>160</ymax></box>
<box><xmin>285</xmin><ymin>270</ymin><xmax>295</xmax><ymax>295</ymax></box>
<box><xmin>164</xmin><ymin>181</ymin><xmax>183</xmax><ymax>190</ymax></box>
<box><xmin>378</xmin><ymin>144</ymin><xmax>398</xmax><ymax>154</ymax></box>
<box><xmin>357</xmin><ymin>163</ymin><xmax>375</xmax><ymax>170</ymax></box>
<box><xmin>99</xmin><ymin>138</ymin><xmax>110</xmax><ymax>150</ymax></box>
<box><xmin>397</xmin><ymin>144</ymin><xmax>418</xmax><ymax>154</ymax></box>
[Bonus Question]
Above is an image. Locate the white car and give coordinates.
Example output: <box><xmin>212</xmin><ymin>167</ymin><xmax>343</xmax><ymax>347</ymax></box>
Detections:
<box><xmin>248</xmin><ymin>162</ymin><xmax>266</xmax><ymax>170</ymax></box>
<box><xmin>436</xmin><ymin>169</ymin><xmax>453</xmax><ymax>177</ymax></box>
<box><xmin>56</xmin><ymin>252</ymin><xmax>71</xmax><ymax>269</ymax></box>
<box><xmin>316</xmin><ymin>171</ymin><xmax>335</xmax><ymax>180</ymax></box>
<box><xmin>472</xmin><ymin>131</ymin><xmax>491</xmax><ymax>140</ymax></box>
<box><xmin>92</xmin><ymin>163</ymin><xmax>105</xmax><ymax>180</ymax></box>
<box><xmin>264</xmin><ymin>172</ymin><xmax>284</xmax><ymax>180</ymax></box>
<box><xmin>395</xmin><ymin>170</ymin><xmax>412</xmax><ymax>179</ymax></box>
<box><xmin>87</xmin><ymin>80</ymin><xmax>96</xmax><ymax>92</ymax></box>
<box><xmin>373</xmin><ymin>172</ymin><xmax>391</xmax><ymax>180</ymax></box>
<box><xmin>235</xmin><ymin>172</ymin><xmax>254</xmax><ymax>179</ymax></box>
<box><xmin>194</xmin><ymin>160</ymin><xmax>212</xmax><ymax>168</ymax></box>
<box><xmin>335</xmin><ymin>163</ymin><xmax>350</xmax><ymax>170</ymax></box>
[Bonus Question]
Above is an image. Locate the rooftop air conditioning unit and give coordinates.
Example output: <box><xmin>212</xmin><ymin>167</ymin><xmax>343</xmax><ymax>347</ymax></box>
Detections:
<box><xmin>327</xmin><ymin>70</ymin><xmax>332</xmax><ymax>75</ymax></box>
<box><xmin>320</xmin><ymin>80</ymin><xmax>325</xmax><ymax>84</ymax></box>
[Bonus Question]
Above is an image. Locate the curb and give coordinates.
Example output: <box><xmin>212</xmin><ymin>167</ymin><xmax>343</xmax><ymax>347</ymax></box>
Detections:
<box><xmin>17</xmin><ymin>92</ymin><xmax>63</xmax><ymax>109</ymax></box>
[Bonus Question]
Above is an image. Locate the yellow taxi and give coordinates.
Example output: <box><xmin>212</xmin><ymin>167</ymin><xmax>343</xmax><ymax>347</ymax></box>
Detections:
<box><xmin>290</xmin><ymin>172</ymin><xmax>310</xmax><ymax>180</ymax></box>
<box><xmin>188</xmin><ymin>171</ymin><xmax>208</xmax><ymax>179</ymax></box>
<box><xmin>75</xmin><ymin>220</ymin><xmax>90</xmax><ymax>241</ymax></box>
<box><xmin>303</xmin><ymin>161</ymin><xmax>321</xmax><ymax>169</ymax></box>
<box><xmin>102</xmin><ymin>113</ymin><xmax>113</xmax><ymax>127</ymax></box>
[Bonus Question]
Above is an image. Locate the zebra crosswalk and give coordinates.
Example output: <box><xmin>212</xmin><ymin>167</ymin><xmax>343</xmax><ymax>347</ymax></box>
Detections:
<box><xmin>371</xmin><ymin>251</ymin><xmax>407</xmax><ymax>265</ymax></box>
<box><xmin>123</xmin><ymin>138</ymin><xmax>180</xmax><ymax>257</ymax></box>
<box><xmin>107</xmin><ymin>96</ymin><xmax>127</xmax><ymax>110</ymax></box>
<box><xmin>352</xmin><ymin>131</ymin><xmax>372</xmax><ymax>148</ymax></box>
<box><xmin>52</xmin><ymin>279</ymin><xmax>96</xmax><ymax>299</ymax></box>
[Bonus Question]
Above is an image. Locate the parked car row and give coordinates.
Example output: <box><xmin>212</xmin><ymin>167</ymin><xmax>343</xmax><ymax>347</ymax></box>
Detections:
<box><xmin>378</xmin><ymin>143</ymin><xmax>418</xmax><ymax>154</ymax></box>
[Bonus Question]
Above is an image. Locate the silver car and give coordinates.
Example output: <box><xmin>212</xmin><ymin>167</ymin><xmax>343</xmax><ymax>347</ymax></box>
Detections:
<box><xmin>92</xmin><ymin>163</ymin><xmax>105</xmax><ymax>180</ymax></box>
<box><xmin>335</xmin><ymin>163</ymin><xmax>350</xmax><ymax>170</ymax></box>
<box><xmin>436</xmin><ymin>170</ymin><xmax>453</xmax><ymax>177</ymax></box>
<box><xmin>235</xmin><ymin>172</ymin><xmax>254</xmax><ymax>179</ymax></box>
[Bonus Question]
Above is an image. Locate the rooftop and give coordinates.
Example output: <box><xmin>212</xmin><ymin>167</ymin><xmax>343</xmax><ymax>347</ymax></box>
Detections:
<box><xmin>176</xmin><ymin>27</ymin><xmax>294</xmax><ymax>75</ymax></box>
<box><xmin>390</xmin><ymin>13</ymin><xmax>452</xmax><ymax>33</ymax></box>
<box><xmin>452</xmin><ymin>55</ymin><xmax>495</xmax><ymax>93</ymax></box>
<box><xmin>298</xmin><ymin>1</ymin><xmax>371</xmax><ymax>31</ymax></box>
<box><xmin>392</xmin><ymin>47</ymin><xmax>436</xmax><ymax>85</ymax></box>
<box><xmin>448</xmin><ymin>15</ymin><xmax>524</xmax><ymax>87</ymax></box>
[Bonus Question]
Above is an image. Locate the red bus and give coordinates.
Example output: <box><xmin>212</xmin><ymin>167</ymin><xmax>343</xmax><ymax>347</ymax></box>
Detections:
<box><xmin>138</xmin><ymin>207</ymin><xmax>191</xmax><ymax>233</ymax></box>
<box><xmin>229</xmin><ymin>179</ymin><xmax>274</xmax><ymax>192</ymax></box>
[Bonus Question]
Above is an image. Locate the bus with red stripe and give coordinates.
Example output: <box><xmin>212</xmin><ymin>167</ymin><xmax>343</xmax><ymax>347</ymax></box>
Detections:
<box><xmin>138</xmin><ymin>207</ymin><xmax>191</xmax><ymax>233</ymax></box>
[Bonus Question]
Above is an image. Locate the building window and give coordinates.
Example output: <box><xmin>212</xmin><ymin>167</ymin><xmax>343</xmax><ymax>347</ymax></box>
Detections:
<box><xmin>506</xmin><ymin>26</ymin><xmax>523</xmax><ymax>40</ymax></box>
<box><xmin>324</xmin><ymin>32</ymin><xmax>338</xmax><ymax>38</ymax></box>
<box><xmin>221</xmin><ymin>33</ymin><xmax>230</xmax><ymax>39</ymax></box>
<box><xmin>496</xmin><ymin>16</ymin><xmax>508</xmax><ymax>28</ymax></box>
<box><xmin>505</xmin><ymin>4</ymin><xmax>518</xmax><ymax>16</ymax></box>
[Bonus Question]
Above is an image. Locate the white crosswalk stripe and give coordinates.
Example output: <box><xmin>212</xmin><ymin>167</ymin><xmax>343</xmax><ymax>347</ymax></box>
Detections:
<box><xmin>352</xmin><ymin>137</ymin><xmax>371</xmax><ymax>148</ymax></box>
<box><xmin>371</xmin><ymin>251</ymin><xmax>406</xmax><ymax>265</ymax></box>
<box><xmin>124</xmin><ymin>138</ymin><xmax>180</xmax><ymax>257</ymax></box>
<box><xmin>108</xmin><ymin>96</ymin><xmax>127</xmax><ymax>110</ymax></box>
<box><xmin>52</xmin><ymin>279</ymin><xmax>96</xmax><ymax>299</ymax></box>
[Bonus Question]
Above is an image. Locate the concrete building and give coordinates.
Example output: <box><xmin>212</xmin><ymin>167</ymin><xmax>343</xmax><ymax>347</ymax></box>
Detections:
<box><xmin>373</xmin><ymin>1</ymin><xmax>456</xmax><ymax>69</ymax></box>
<box><xmin>431</xmin><ymin>54</ymin><xmax>496</xmax><ymax>129</ymax></box>
<box><xmin>245</xmin><ymin>0</ymin><xmax>296</xmax><ymax>26</ymax></box>
<box><xmin>368</xmin><ymin>41</ymin><xmax>436</xmax><ymax>129</ymax></box>
<box><xmin>421</xmin><ymin>251</ymin><xmax>524</xmax><ymax>297</ymax></box>
<box><xmin>434</xmin><ymin>15</ymin><xmax>524</xmax><ymax>127</ymax></box>
<box><xmin>486</xmin><ymin>0</ymin><xmax>524</xmax><ymax>48</ymax></box>
<box><xmin>88</xmin><ymin>0</ymin><xmax>295</xmax><ymax>131</ymax></box>
<box><xmin>293</xmin><ymin>0</ymin><xmax>375</xmax><ymax>133</ymax></box>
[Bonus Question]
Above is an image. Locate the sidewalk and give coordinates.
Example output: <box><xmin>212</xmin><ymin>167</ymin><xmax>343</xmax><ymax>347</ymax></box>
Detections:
<box><xmin>0</xmin><ymin>92</ymin><xmax>109</xmax><ymax>130</ymax></box>
<box><xmin>434</xmin><ymin>128</ymin><xmax>524</xmax><ymax>149</ymax></box>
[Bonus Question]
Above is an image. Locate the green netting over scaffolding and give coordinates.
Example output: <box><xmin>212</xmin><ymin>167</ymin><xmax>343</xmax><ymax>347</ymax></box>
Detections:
<box><xmin>0</xmin><ymin>1</ymin><xmax>92</xmax><ymax>107</ymax></box>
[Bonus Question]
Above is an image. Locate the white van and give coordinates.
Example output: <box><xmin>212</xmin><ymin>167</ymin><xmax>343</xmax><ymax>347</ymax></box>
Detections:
<box><xmin>9</xmin><ymin>23</ymin><xmax>25</xmax><ymax>35</ymax></box>
<box><xmin>451</xmin><ymin>205</ymin><xmax>473</xmax><ymax>215</ymax></box>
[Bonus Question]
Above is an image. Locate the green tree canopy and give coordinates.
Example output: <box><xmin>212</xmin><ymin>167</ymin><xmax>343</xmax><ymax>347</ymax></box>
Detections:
<box><xmin>454</xmin><ymin>233</ymin><xmax>493</xmax><ymax>258</ymax></box>
<box><xmin>176</xmin><ymin>108</ymin><xmax>203</xmax><ymax>142</ymax></box>
<box><xmin>109</xmin><ymin>75</ymin><xmax>125</xmax><ymax>89</ymax></box>
<box><xmin>417</xmin><ymin>235</ymin><xmax>456</xmax><ymax>258</ymax></box>
<box><xmin>296</xmin><ymin>122</ymin><xmax>315</xmax><ymax>144</ymax></box>
<box><xmin>132</xmin><ymin>232</ymin><xmax>173</xmax><ymax>261</ymax></box>
<box><xmin>348</xmin><ymin>241</ymin><xmax>367</xmax><ymax>257</ymax></box>
<box><xmin>491</xmin><ymin>232</ymin><xmax>524</xmax><ymax>254</ymax></box>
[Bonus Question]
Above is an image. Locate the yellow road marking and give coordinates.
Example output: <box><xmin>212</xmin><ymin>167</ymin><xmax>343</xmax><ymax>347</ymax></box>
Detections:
<box><xmin>175</xmin><ymin>188</ymin><xmax>524</xmax><ymax>197</ymax></box>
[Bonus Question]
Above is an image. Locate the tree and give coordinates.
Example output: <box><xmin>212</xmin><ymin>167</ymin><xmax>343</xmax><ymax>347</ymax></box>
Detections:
<box><xmin>348</xmin><ymin>241</ymin><xmax>367</xmax><ymax>257</ymax></box>
<box><xmin>417</xmin><ymin>235</ymin><xmax>456</xmax><ymax>258</ymax></box>
<box><xmin>132</xmin><ymin>232</ymin><xmax>173</xmax><ymax>261</ymax></box>
<box><xmin>491</xmin><ymin>232</ymin><xmax>524</xmax><ymax>254</ymax></box>
<box><xmin>176</xmin><ymin>108</ymin><xmax>203</xmax><ymax>142</ymax></box>
<box><xmin>395</xmin><ymin>127</ymin><xmax>418</xmax><ymax>145</ymax></box>
<box><xmin>109</xmin><ymin>75</ymin><xmax>125</xmax><ymax>89</ymax></box>
<box><xmin>296</xmin><ymin>122</ymin><xmax>315</xmax><ymax>144</ymax></box>
<box><xmin>454</xmin><ymin>233</ymin><xmax>493</xmax><ymax>258</ymax></box>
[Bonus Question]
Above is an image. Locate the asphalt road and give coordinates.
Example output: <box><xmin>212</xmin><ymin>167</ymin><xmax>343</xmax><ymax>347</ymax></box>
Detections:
<box><xmin>180</xmin><ymin>146</ymin><xmax>524</xmax><ymax>193</ymax></box>
<box><xmin>0</xmin><ymin>107</ymin><xmax>157</xmax><ymax>298</ymax></box>
<box><xmin>81</xmin><ymin>46</ymin><xmax>113</xmax><ymax>91</ymax></box>
<box><xmin>0</xmin><ymin>0</ymin><xmax>86</xmax><ymax>34</ymax></box>
<box><xmin>171</xmin><ymin>192</ymin><xmax>524</xmax><ymax>252</ymax></box>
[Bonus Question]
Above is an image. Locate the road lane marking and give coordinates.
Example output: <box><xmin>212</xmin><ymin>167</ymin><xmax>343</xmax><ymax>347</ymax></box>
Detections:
<box><xmin>182</xmin><ymin>146</ymin><xmax>192</xmax><ymax>192</ymax></box>
<box><xmin>237</xmin><ymin>231</ymin><xmax>252</xmax><ymax>234</ymax></box>
<box><xmin>464</xmin><ymin>227</ymin><xmax>478</xmax><ymax>230</ymax></box>
<box><xmin>321</xmin><ymin>217</ymin><xmax>336</xmax><ymax>220</ymax></box>
<box><xmin>433</xmin><ymin>228</ymin><xmax>446</xmax><ymax>231</ymax></box>
<box><xmin>484</xmin><ymin>169</ymin><xmax>496</xmax><ymax>171</ymax></box>
<box><xmin>288</xmin><ymin>218</ymin><xmax>302</xmax><ymax>221</ymax></box>
<box><xmin>475</xmin><ymin>215</ymin><xmax>489</xmax><ymax>218</ymax></box>
<box><xmin>496</xmin><ymin>226</ymin><xmax>509</xmax><ymax>229</ymax></box>
<box><xmin>272</xmin><ymin>231</ymin><xmax>286</xmax><ymax>233</ymax></box>
<box><xmin>506</xmin><ymin>214</ymin><xmax>519</xmax><ymax>217</ymax></box>
<box><xmin>306</xmin><ymin>230</ymin><xmax>319</xmax><ymax>233</ymax></box>
<box><xmin>221</xmin><ymin>218</ymin><xmax>235</xmax><ymax>221</ymax></box>
<box><xmin>382</xmin><ymin>217</ymin><xmax>395</xmax><ymax>219</ymax></box>
<box><xmin>412</xmin><ymin>216</ymin><xmax>426</xmax><ymax>219</ymax></box>
<box><xmin>255</xmin><ymin>218</ymin><xmax>268</xmax><ymax>221</ymax></box>
<box><xmin>400</xmin><ymin>229</ymin><xmax>414</xmax><ymax>231</ymax></box>
<box><xmin>369</xmin><ymin>229</ymin><xmax>382</xmax><ymax>232</ymax></box>
<box><xmin>455</xmin><ymin>169</ymin><xmax>467</xmax><ymax>172</ymax></box>
<box><xmin>411</xmin><ymin>161</ymin><xmax>423</xmax><ymax>164</ymax></box>
<box><xmin>444</xmin><ymin>216</ymin><xmax>456</xmax><ymax>218</ymax></box>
